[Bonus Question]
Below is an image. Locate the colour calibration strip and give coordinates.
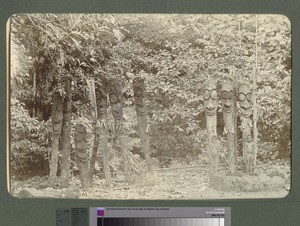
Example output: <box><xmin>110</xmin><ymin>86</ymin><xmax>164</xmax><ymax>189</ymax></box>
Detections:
<box><xmin>90</xmin><ymin>207</ymin><xmax>230</xmax><ymax>226</ymax></box>
<box><xmin>56</xmin><ymin>207</ymin><xmax>230</xmax><ymax>226</ymax></box>
<box><xmin>97</xmin><ymin>218</ymin><xmax>224</xmax><ymax>226</ymax></box>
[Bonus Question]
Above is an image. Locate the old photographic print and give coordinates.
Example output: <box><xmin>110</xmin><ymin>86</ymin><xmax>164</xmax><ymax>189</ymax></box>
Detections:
<box><xmin>9</xmin><ymin>14</ymin><xmax>291</xmax><ymax>199</ymax></box>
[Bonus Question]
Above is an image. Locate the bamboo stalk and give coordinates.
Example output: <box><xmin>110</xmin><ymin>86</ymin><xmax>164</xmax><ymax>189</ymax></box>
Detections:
<box><xmin>33</xmin><ymin>71</ymin><xmax>36</xmax><ymax>117</ymax></box>
<box><xmin>253</xmin><ymin>15</ymin><xmax>259</xmax><ymax>165</ymax></box>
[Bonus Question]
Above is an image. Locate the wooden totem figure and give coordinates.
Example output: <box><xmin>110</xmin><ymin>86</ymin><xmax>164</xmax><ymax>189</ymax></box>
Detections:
<box><xmin>208</xmin><ymin>134</ymin><xmax>222</xmax><ymax>176</ymax></box>
<box><xmin>221</xmin><ymin>82</ymin><xmax>237</xmax><ymax>173</ymax></box>
<box><xmin>203</xmin><ymin>79</ymin><xmax>218</xmax><ymax>176</ymax></box>
<box><xmin>244</xmin><ymin>134</ymin><xmax>255</xmax><ymax>173</ymax></box>
<box><xmin>75</xmin><ymin>123</ymin><xmax>90</xmax><ymax>189</ymax></box>
<box><xmin>133</xmin><ymin>77</ymin><xmax>153</xmax><ymax>173</ymax></box>
<box><xmin>60</xmin><ymin>75</ymin><xmax>72</xmax><ymax>188</ymax></box>
<box><xmin>108</xmin><ymin>78</ymin><xmax>123</xmax><ymax>128</ymax></box>
<box><xmin>203</xmin><ymin>79</ymin><xmax>218</xmax><ymax>135</ymax></box>
<box><xmin>92</xmin><ymin>77</ymin><xmax>112</xmax><ymax>185</ymax></box>
<box><xmin>108</xmin><ymin>77</ymin><xmax>131</xmax><ymax>182</ymax></box>
<box><xmin>48</xmin><ymin>90</ymin><xmax>63</xmax><ymax>186</ymax></box>
<box><xmin>237</xmin><ymin>83</ymin><xmax>253</xmax><ymax>166</ymax></box>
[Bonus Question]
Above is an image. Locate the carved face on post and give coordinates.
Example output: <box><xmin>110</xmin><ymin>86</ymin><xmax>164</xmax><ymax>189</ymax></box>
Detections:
<box><xmin>95</xmin><ymin>77</ymin><xmax>108</xmax><ymax>118</ymax></box>
<box><xmin>52</xmin><ymin>92</ymin><xmax>63</xmax><ymax>117</ymax></box>
<box><xmin>221</xmin><ymin>82</ymin><xmax>234</xmax><ymax>113</ymax></box>
<box><xmin>133</xmin><ymin>78</ymin><xmax>147</xmax><ymax>116</ymax></box>
<box><xmin>210</xmin><ymin>134</ymin><xmax>218</xmax><ymax>143</ymax></box>
<box><xmin>108</xmin><ymin>78</ymin><xmax>123</xmax><ymax>121</ymax></box>
<box><xmin>203</xmin><ymin>79</ymin><xmax>217</xmax><ymax>116</ymax></box>
<box><xmin>75</xmin><ymin>124</ymin><xmax>87</xmax><ymax>142</ymax></box>
<box><xmin>238</xmin><ymin>83</ymin><xmax>252</xmax><ymax>117</ymax></box>
<box><xmin>74</xmin><ymin>124</ymin><xmax>88</xmax><ymax>162</ymax></box>
<box><xmin>52</xmin><ymin>90</ymin><xmax>63</xmax><ymax>134</ymax></box>
<box><xmin>246</xmin><ymin>134</ymin><xmax>253</xmax><ymax>142</ymax></box>
<box><xmin>96</xmin><ymin>91</ymin><xmax>107</xmax><ymax>117</ymax></box>
<box><xmin>63</xmin><ymin>75</ymin><xmax>72</xmax><ymax>101</ymax></box>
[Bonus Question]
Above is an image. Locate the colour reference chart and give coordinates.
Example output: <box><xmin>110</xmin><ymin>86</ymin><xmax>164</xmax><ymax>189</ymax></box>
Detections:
<box><xmin>97</xmin><ymin>217</ymin><xmax>224</xmax><ymax>226</ymax></box>
<box><xmin>90</xmin><ymin>207</ymin><xmax>230</xmax><ymax>226</ymax></box>
<box><xmin>56</xmin><ymin>207</ymin><xmax>230</xmax><ymax>226</ymax></box>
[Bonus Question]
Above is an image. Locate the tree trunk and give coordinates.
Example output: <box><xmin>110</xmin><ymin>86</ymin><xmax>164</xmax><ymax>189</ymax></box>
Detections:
<box><xmin>253</xmin><ymin>16</ymin><xmax>259</xmax><ymax>165</ymax></box>
<box><xmin>233</xmin><ymin>70</ymin><xmax>238</xmax><ymax>170</ymax></box>
<box><xmin>32</xmin><ymin>70</ymin><xmax>37</xmax><ymax>117</ymax></box>
<box><xmin>119</xmin><ymin>139</ymin><xmax>132</xmax><ymax>182</ymax></box>
<box><xmin>89</xmin><ymin>128</ymin><xmax>99</xmax><ymax>182</ymax></box>
<box><xmin>87</xmin><ymin>78</ymin><xmax>99</xmax><ymax>184</ymax></box>
<box><xmin>89</xmin><ymin>78</ymin><xmax>112</xmax><ymax>185</ymax></box>
<box><xmin>133</xmin><ymin>78</ymin><xmax>153</xmax><ymax>173</ymax></box>
<box><xmin>253</xmin><ymin>79</ymin><xmax>258</xmax><ymax>166</ymax></box>
<box><xmin>278</xmin><ymin>125</ymin><xmax>290</xmax><ymax>158</ymax></box>
<box><xmin>75</xmin><ymin>123</ymin><xmax>91</xmax><ymax>189</ymax></box>
<box><xmin>60</xmin><ymin>76</ymin><xmax>72</xmax><ymax>188</ymax></box>
<box><xmin>48</xmin><ymin>90</ymin><xmax>63</xmax><ymax>186</ymax></box>
<box><xmin>89</xmin><ymin>119</ymin><xmax>112</xmax><ymax>186</ymax></box>
<box><xmin>99</xmin><ymin>115</ymin><xmax>111</xmax><ymax>185</ymax></box>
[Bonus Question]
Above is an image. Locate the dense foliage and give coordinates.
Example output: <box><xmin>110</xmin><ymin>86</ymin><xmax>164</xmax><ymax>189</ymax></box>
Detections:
<box><xmin>10</xmin><ymin>14</ymin><xmax>291</xmax><ymax>178</ymax></box>
<box><xmin>11</xmin><ymin>98</ymin><xmax>51</xmax><ymax>178</ymax></box>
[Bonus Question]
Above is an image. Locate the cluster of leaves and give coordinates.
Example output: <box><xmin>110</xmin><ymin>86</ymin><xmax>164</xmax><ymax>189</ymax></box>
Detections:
<box><xmin>114</xmin><ymin>14</ymin><xmax>291</xmax><ymax>159</ymax></box>
<box><xmin>10</xmin><ymin>98</ymin><xmax>51</xmax><ymax>178</ymax></box>
<box><xmin>10</xmin><ymin>14</ymin><xmax>291</xmax><ymax>177</ymax></box>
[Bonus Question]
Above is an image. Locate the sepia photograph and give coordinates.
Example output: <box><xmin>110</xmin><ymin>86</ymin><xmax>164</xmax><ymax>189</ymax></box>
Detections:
<box><xmin>9</xmin><ymin>14</ymin><xmax>291</xmax><ymax>199</ymax></box>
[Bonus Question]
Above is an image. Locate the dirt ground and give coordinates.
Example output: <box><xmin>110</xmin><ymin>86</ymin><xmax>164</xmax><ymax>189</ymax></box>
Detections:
<box><xmin>11</xmin><ymin>160</ymin><xmax>290</xmax><ymax>200</ymax></box>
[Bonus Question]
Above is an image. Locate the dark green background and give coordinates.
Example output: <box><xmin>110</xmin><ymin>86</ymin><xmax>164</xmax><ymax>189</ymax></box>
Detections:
<box><xmin>0</xmin><ymin>0</ymin><xmax>299</xmax><ymax>225</ymax></box>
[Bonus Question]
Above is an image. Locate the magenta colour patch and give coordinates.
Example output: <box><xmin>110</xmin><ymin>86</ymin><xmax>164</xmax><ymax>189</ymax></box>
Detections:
<box><xmin>97</xmin><ymin>208</ymin><xmax>105</xmax><ymax>217</ymax></box>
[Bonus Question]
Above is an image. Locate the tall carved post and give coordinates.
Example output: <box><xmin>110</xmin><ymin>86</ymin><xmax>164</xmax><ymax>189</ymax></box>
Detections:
<box><xmin>221</xmin><ymin>82</ymin><xmax>237</xmax><ymax>173</ymax></box>
<box><xmin>90</xmin><ymin>77</ymin><xmax>112</xmax><ymax>185</ymax></box>
<box><xmin>244</xmin><ymin>134</ymin><xmax>255</xmax><ymax>173</ymax></box>
<box><xmin>237</xmin><ymin>83</ymin><xmax>253</xmax><ymax>171</ymax></box>
<box><xmin>133</xmin><ymin>77</ymin><xmax>153</xmax><ymax>173</ymax></box>
<box><xmin>60</xmin><ymin>75</ymin><xmax>72</xmax><ymax>188</ymax></box>
<box><xmin>108</xmin><ymin>78</ymin><xmax>123</xmax><ymax>126</ymax></box>
<box><xmin>208</xmin><ymin>135</ymin><xmax>222</xmax><ymax>176</ymax></box>
<box><xmin>48</xmin><ymin>90</ymin><xmax>63</xmax><ymax>186</ymax></box>
<box><xmin>75</xmin><ymin>123</ymin><xmax>90</xmax><ymax>189</ymax></box>
<box><xmin>108</xmin><ymin>78</ymin><xmax>131</xmax><ymax>182</ymax></box>
<box><xmin>203</xmin><ymin>79</ymin><xmax>218</xmax><ymax>135</ymax></box>
<box><xmin>203</xmin><ymin>79</ymin><xmax>218</xmax><ymax>176</ymax></box>
<box><xmin>86</xmin><ymin>78</ymin><xmax>99</xmax><ymax>183</ymax></box>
